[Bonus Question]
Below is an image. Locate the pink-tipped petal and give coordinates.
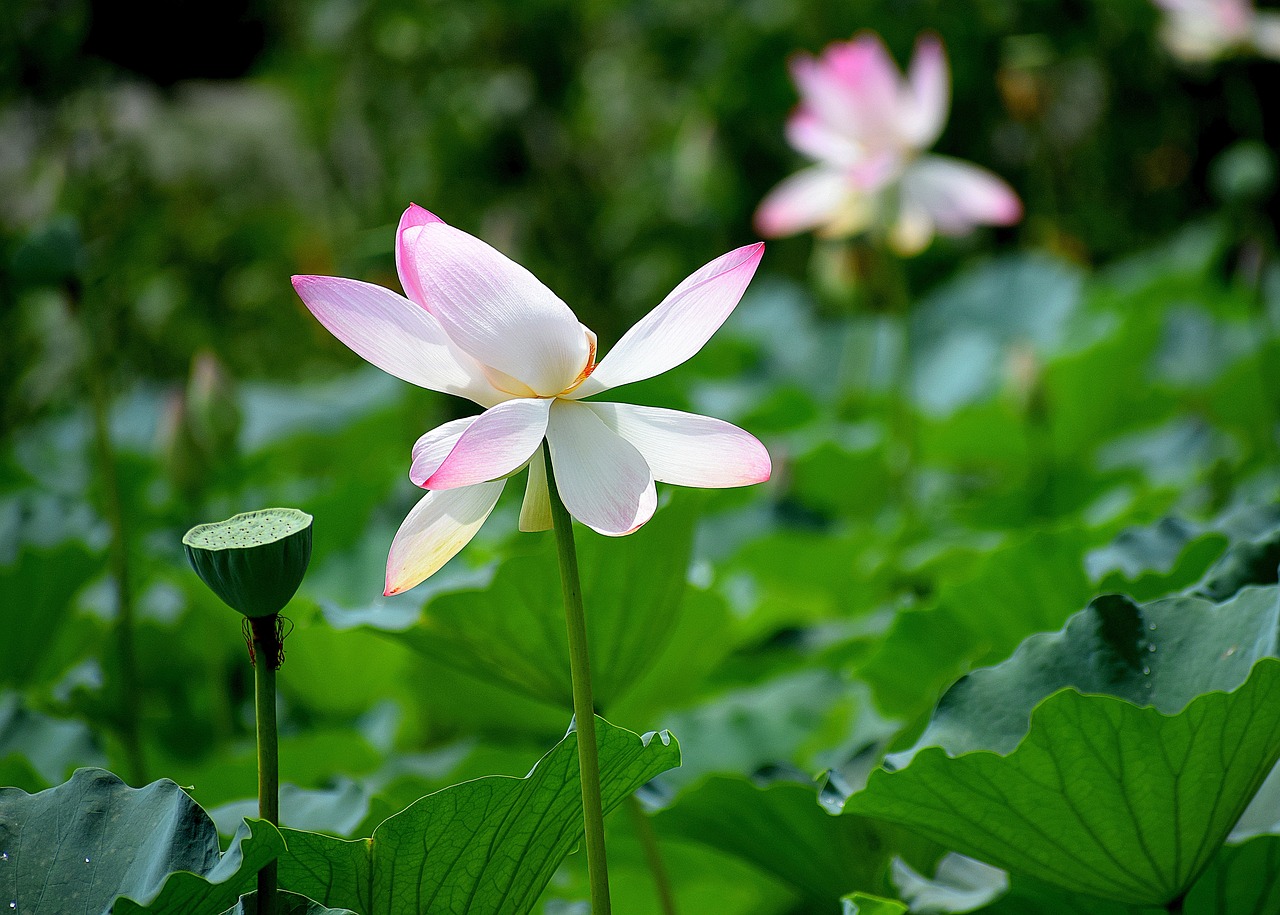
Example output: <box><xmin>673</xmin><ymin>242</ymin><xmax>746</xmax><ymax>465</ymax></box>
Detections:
<box><xmin>587</xmin><ymin>403</ymin><xmax>771</xmax><ymax>488</ymax></box>
<box><xmin>424</xmin><ymin>397</ymin><xmax>551</xmax><ymax>490</ymax></box>
<box><xmin>291</xmin><ymin>275</ymin><xmax>503</xmax><ymax>405</ymax></box>
<box><xmin>902</xmin><ymin>33</ymin><xmax>950</xmax><ymax>149</ymax></box>
<box><xmin>753</xmin><ymin>166</ymin><xmax>851</xmax><ymax>239</ymax></box>
<box><xmin>901</xmin><ymin>155</ymin><xmax>1022</xmax><ymax>236</ymax></box>
<box><xmin>570</xmin><ymin>243</ymin><xmax>764</xmax><ymax>399</ymax></box>
<box><xmin>409</xmin><ymin>416</ymin><xmax>475</xmax><ymax>487</ymax></box>
<box><xmin>519</xmin><ymin>445</ymin><xmax>553</xmax><ymax>532</ymax></box>
<box><xmin>384</xmin><ymin>482</ymin><xmax>504</xmax><ymax>595</ymax></box>
<box><xmin>406</xmin><ymin>223</ymin><xmax>591</xmax><ymax>397</ymax></box>
<box><xmin>545</xmin><ymin>400</ymin><xmax>656</xmax><ymax>536</ymax></box>
<box><xmin>396</xmin><ymin>204</ymin><xmax>446</xmax><ymax>308</ymax></box>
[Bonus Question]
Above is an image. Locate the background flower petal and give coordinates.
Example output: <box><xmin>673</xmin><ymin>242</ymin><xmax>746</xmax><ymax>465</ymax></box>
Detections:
<box><xmin>406</xmin><ymin>222</ymin><xmax>591</xmax><ymax>397</ymax></box>
<box><xmin>753</xmin><ymin>166</ymin><xmax>849</xmax><ymax>239</ymax></box>
<box><xmin>425</xmin><ymin>397</ymin><xmax>551</xmax><ymax>490</ymax></box>
<box><xmin>395</xmin><ymin>203</ymin><xmax>445</xmax><ymax>309</ymax></box>
<box><xmin>519</xmin><ymin>445</ymin><xmax>553</xmax><ymax>532</ymax></box>
<box><xmin>586</xmin><ymin>403</ymin><xmax>771</xmax><ymax>488</ymax></box>
<box><xmin>902</xmin><ymin>33</ymin><xmax>949</xmax><ymax>149</ymax></box>
<box><xmin>546</xmin><ymin>401</ymin><xmax>656</xmax><ymax>536</ymax></box>
<box><xmin>409</xmin><ymin>416</ymin><xmax>475</xmax><ymax>487</ymax></box>
<box><xmin>291</xmin><ymin>274</ymin><xmax>503</xmax><ymax>405</ymax></box>
<box><xmin>901</xmin><ymin>155</ymin><xmax>1023</xmax><ymax>235</ymax></box>
<box><xmin>384</xmin><ymin>481</ymin><xmax>504</xmax><ymax>595</ymax></box>
<box><xmin>571</xmin><ymin>243</ymin><xmax>764</xmax><ymax>398</ymax></box>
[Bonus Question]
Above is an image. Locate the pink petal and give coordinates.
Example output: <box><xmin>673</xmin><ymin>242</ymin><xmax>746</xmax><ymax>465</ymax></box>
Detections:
<box><xmin>291</xmin><ymin>275</ymin><xmax>503</xmax><ymax>405</ymax></box>
<box><xmin>901</xmin><ymin>155</ymin><xmax>1022</xmax><ymax>236</ymax></box>
<box><xmin>384</xmin><ymin>482</ymin><xmax>504</xmax><ymax>595</ymax></box>
<box><xmin>753</xmin><ymin>166</ymin><xmax>850</xmax><ymax>238</ymax></box>
<box><xmin>424</xmin><ymin>397</ymin><xmax>551</xmax><ymax>490</ymax></box>
<box><xmin>570</xmin><ymin>243</ymin><xmax>764</xmax><ymax>399</ymax></box>
<box><xmin>821</xmin><ymin>34</ymin><xmax>907</xmax><ymax>148</ymax></box>
<box><xmin>586</xmin><ymin>403</ymin><xmax>771</xmax><ymax>488</ymax></box>
<box><xmin>396</xmin><ymin>204</ymin><xmax>445</xmax><ymax>308</ymax></box>
<box><xmin>902</xmin><ymin>34</ymin><xmax>949</xmax><ymax>149</ymax></box>
<box><xmin>405</xmin><ymin>223</ymin><xmax>591</xmax><ymax>397</ymax></box>
<box><xmin>409</xmin><ymin>416</ymin><xmax>475</xmax><ymax>487</ymax></box>
<box><xmin>519</xmin><ymin>445</ymin><xmax>552</xmax><ymax>532</ymax></box>
<box><xmin>545</xmin><ymin>400</ymin><xmax>656</xmax><ymax>536</ymax></box>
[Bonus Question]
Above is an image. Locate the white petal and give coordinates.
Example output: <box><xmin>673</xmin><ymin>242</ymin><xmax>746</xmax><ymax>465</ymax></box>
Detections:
<box><xmin>384</xmin><ymin>481</ymin><xmax>504</xmax><ymax>595</ymax></box>
<box><xmin>291</xmin><ymin>275</ymin><xmax>504</xmax><ymax>406</ymax></box>
<box><xmin>586</xmin><ymin>403</ymin><xmax>771</xmax><ymax>488</ymax></box>
<box><xmin>785</xmin><ymin>110</ymin><xmax>863</xmax><ymax>166</ymax></box>
<box><xmin>424</xmin><ymin>397</ymin><xmax>551</xmax><ymax>490</ymax></box>
<box><xmin>900</xmin><ymin>156</ymin><xmax>1022</xmax><ymax>236</ymax></box>
<box><xmin>409</xmin><ymin>416</ymin><xmax>475</xmax><ymax>487</ymax></box>
<box><xmin>519</xmin><ymin>445</ymin><xmax>553</xmax><ymax>532</ymax></box>
<box><xmin>406</xmin><ymin>222</ymin><xmax>591</xmax><ymax>397</ymax></box>
<box><xmin>901</xmin><ymin>34</ymin><xmax>949</xmax><ymax>149</ymax></box>
<box><xmin>545</xmin><ymin>400</ymin><xmax>656</xmax><ymax>536</ymax></box>
<box><xmin>571</xmin><ymin>243</ymin><xmax>764</xmax><ymax>398</ymax></box>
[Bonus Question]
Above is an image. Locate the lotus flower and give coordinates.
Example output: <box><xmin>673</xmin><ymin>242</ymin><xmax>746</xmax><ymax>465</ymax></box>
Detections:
<box><xmin>755</xmin><ymin>32</ymin><xmax>1021</xmax><ymax>255</ymax></box>
<box><xmin>293</xmin><ymin>206</ymin><xmax>771</xmax><ymax>595</ymax></box>
<box><xmin>1153</xmin><ymin>0</ymin><xmax>1280</xmax><ymax>62</ymax></box>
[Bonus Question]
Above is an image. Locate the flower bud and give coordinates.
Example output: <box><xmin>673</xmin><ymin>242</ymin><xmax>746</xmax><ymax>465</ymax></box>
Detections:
<box><xmin>183</xmin><ymin>508</ymin><xmax>313</xmax><ymax>618</ymax></box>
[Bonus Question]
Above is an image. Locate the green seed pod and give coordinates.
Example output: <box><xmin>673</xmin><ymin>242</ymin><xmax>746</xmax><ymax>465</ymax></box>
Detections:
<box><xmin>183</xmin><ymin>508</ymin><xmax>313</xmax><ymax>618</ymax></box>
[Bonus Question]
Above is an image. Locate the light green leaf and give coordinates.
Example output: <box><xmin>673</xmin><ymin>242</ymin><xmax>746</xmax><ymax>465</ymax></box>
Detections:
<box><xmin>276</xmin><ymin>717</ymin><xmax>679</xmax><ymax>915</ymax></box>
<box><xmin>841</xmin><ymin>892</ymin><xmax>908</xmax><ymax>915</ymax></box>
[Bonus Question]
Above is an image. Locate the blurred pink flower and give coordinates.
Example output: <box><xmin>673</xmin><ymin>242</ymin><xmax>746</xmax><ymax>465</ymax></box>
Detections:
<box><xmin>1153</xmin><ymin>0</ymin><xmax>1280</xmax><ymax>62</ymax></box>
<box><xmin>755</xmin><ymin>32</ymin><xmax>1021</xmax><ymax>256</ymax></box>
<box><xmin>293</xmin><ymin>205</ymin><xmax>771</xmax><ymax>595</ymax></box>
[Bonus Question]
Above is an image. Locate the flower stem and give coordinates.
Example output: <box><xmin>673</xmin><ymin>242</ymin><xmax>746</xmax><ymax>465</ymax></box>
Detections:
<box><xmin>545</xmin><ymin>459</ymin><xmax>611</xmax><ymax>915</ymax></box>
<box><xmin>249</xmin><ymin>615</ymin><xmax>281</xmax><ymax>915</ymax></box>
<box><xmin>627</xmin><ymin>795</ymin><xmax>678</xmax><ymax>915</ymax></box>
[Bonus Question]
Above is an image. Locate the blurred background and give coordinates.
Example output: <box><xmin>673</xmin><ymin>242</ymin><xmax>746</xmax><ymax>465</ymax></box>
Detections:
<box><xmin>3</xmin><ymin>0</ymin><xmax>1280</xmax><ymax>912</ymax></box>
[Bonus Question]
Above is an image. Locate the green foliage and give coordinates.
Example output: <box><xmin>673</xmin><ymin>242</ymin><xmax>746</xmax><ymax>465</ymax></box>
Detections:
<box><xmin>276</xmin><ymin>718</ymin><xmax>679</xmax><ymax>915</ymax></box>
<box><xmin>0</xmin><ymin>768</ymin><xmax>284</xmax><ymax>915</ymax></box>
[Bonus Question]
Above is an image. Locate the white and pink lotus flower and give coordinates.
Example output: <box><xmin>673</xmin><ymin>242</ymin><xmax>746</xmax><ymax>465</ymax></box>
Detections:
<box><xmin>293</xmin><ymin>206</ymin><xmax>771</xmax><ymax>595</ymax></box>
<box><xmin>755</xmin><ymin>32</ymin><xmax>1021</xmax><ymax>255</ymax></box>
<box><xmin>1153</xmin><ymin>0</ymin><xmax>1280</xmax><ymax>63</ymax></box>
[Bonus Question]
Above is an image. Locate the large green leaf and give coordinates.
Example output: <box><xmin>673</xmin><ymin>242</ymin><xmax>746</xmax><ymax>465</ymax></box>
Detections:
<box><xmin>0</xmin><ymin>768</ymin><xmax>283</xmax><ymax>915</ymax></box>
<box><xmin>899</xmin><ymin>586</ymin><xmax>1279</xmax><ymax>758</ymax></box>
<box><xmin>847</xmin><ymin>660</ymin><xmax>1280</xmax><ymax>906</ymax></box>
<box><xmin>276</xmin><ymin>717</ymin><xmax>679</xmax><ymax>915</ymax></box>
<box><xmin>370</xmin><ymin>498</ymin><xmax>696</xmax><ymax>710</ymax></box>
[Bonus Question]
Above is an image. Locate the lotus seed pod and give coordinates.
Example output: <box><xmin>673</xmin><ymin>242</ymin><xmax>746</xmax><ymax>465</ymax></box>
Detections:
<box><xmin>183</xmin><ymin>508</ymin><xmax>313</xmax><ymax>618</ymax></box>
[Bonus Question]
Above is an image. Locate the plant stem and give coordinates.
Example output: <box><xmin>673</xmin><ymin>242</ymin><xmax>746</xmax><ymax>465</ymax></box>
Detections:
<box><xmin>626</xmin><ymin>795</ymin><xmax>678</xmax><ymax>915</ymax></box>
<box><xmin>249</xmin><ymin>615</ymin><xmax>281</xmax><ymax>915</ymax></box>
<box><xmin>545</xmin><ymin>458</ymin><xmax>611</xmax><ymax>915</ymax></box>
<box><xmin>75</xmin><ymin>278</ymin><xmax>147</xmax><ymax>786</ymax></box>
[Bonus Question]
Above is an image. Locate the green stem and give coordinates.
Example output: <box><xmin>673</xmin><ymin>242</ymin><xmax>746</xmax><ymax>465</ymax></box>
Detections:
<box><xmin>626</xmin><ymin>795</ymin><xmax>678</xmax><ymax>915</ymax></box>
<box><xmin>250</xmin><ymin>615</ymin><xmax>281</xmax><ymax>915</ymax></box>
<box><xmin>545</xmin><ymin>458</ymin><xmax>611</xmax><ymax>915</ymax></box>
<box><xmin>75</xmin><ymin>279</ymin><xmax>147</xmax><ymax>786</ymax></box>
